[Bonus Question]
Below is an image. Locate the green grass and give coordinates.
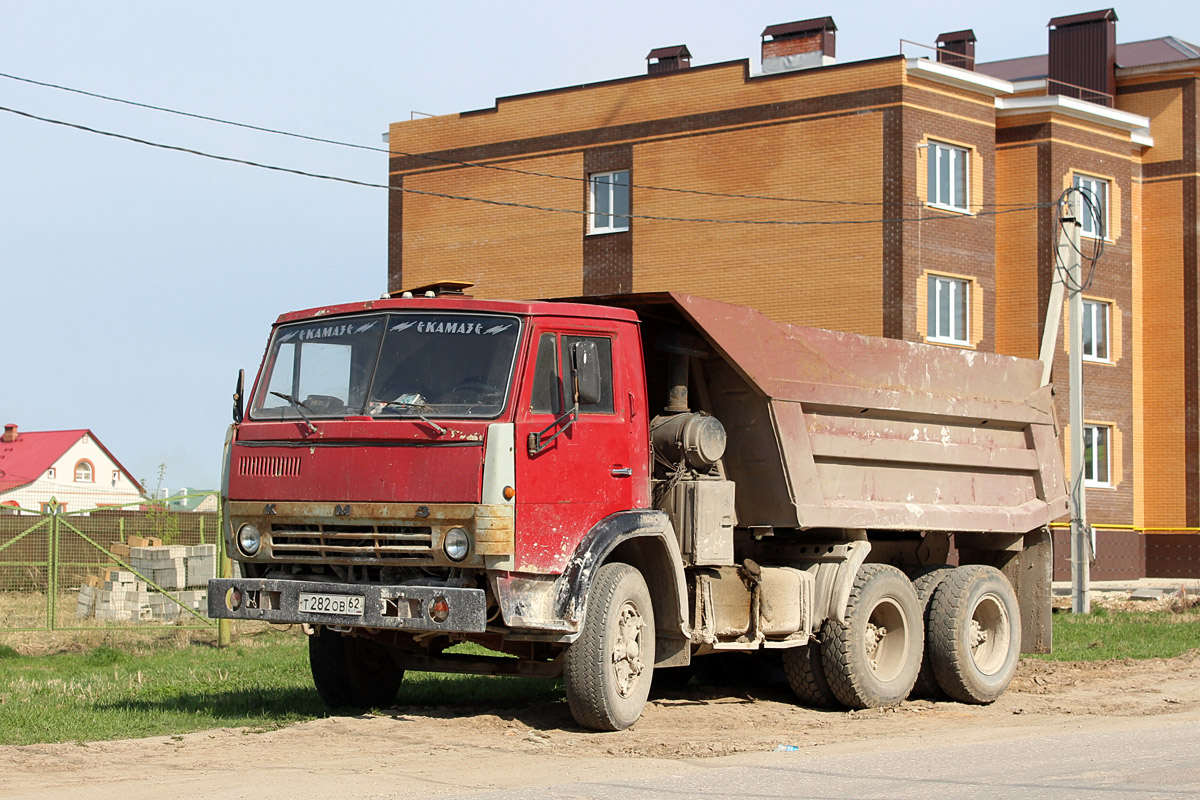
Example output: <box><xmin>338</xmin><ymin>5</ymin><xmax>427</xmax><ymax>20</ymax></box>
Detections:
<box><xmin>1034</xmin><ymin>606</ymin><xmax>1200</xmax><ymax>661</ymax></box>
<box><xmin>0</xmin><ymin>632</ymin><xmax>562</xmax><ymax>746</ymax></box>
<box><xmin>3</xmin><ymin>609</ymin><xmax>1197</xmax><ymax>746</ymax></box>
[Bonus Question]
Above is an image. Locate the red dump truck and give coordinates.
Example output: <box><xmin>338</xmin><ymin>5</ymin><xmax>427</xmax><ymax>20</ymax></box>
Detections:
<box><xmin>209</xmin><ymin>290</ymin><xmax>1067</xmax><ymax>730</ymax></box>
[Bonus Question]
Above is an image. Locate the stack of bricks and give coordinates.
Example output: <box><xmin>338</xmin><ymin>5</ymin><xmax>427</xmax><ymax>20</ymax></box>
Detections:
<box><xmin>130</xmin><ymin>545</ymin><xmax>188</xmax><ymax>590</ymax></box>
<box><xmin>80</xmin><ymin>570</ymin><xmax>155</xmax><ymax>622</ymax></box>
<box><xmin>74</xmin><ymin>539</ymin><xmax>217</xmax><ymax>623</ymax></box>
<box><xmin>184</xmin><ymin>544</ymin><xmax>216</xmax><ymax>587</ymax></box>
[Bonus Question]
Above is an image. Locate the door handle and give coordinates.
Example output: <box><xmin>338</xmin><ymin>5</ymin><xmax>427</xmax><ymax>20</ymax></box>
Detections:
<box><xmin>610</xmin><ymin>467</ymin><xmax>633</xmax><ymax>477</ymax></box>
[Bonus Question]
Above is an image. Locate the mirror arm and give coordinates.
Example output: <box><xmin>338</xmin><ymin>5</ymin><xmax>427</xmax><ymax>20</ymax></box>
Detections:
<box><xmin>527</xmin><ymin>403</ymin><xmax>579</xmax><ymax>456</ymax></box>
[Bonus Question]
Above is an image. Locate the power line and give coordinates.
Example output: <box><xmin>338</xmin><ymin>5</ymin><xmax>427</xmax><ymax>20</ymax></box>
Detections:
<box><xmin>1054</xmin><ymin>186</ymin><xmax>1104</xmax><ymax>292</ymax></box>
<box><xmin>0</xmin><ymin>68</ymin><xmax>1045</xmax><ymax>210</ymax></box>
<box><xmin>0</xmin><ymin>102</ymin><xmax>1053</xmax><ymax>227</ymax></box>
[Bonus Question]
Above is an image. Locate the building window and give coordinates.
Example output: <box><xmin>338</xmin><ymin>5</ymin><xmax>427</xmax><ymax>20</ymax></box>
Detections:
<box><xmin>927</xmin><ymin>141</ymin><xmax>969</xmax><ymax>211</ymax></box>
<box><xmin>1083</xmin><ymin>424</ymin><xmax>1111</xmax><ymax>487</ymax></box>
<box><xmin>1073</xmin><ymin>174</ymin><xmax>1108</xmax><ymax>239</ymax></box>
<box><xmin>1082</xmin><ymin>299</ymin><xmax>1110</xmax><ymax>362</ymax></box>
<box><xmin>74</xmin><ymin>460</ymin><xmax>94</xmax><ymax>483</ymax></box>
<box><xmin>927</xmin><ymin>274</ymin><xmax>970</xmax><ymax>345</ymax></box>
<box><xmin>46</xmin><ymin>467</ymin><xmax>56</xmax><ymax>479</ymax></box>
<box><xmin>112</xmin><ymin>469</ymin><xmax>121</xmax><ymax>487</ymax></box>
<box><xmin>589</xmin><ymin>170</ymin><xmax>630</xmax><ymax>234</ymax></box>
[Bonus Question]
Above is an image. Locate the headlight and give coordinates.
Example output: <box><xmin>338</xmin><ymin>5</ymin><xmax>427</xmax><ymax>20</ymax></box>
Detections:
<box><xmin>443</xmin><ymin>527</ymin><xmax>470</xmax><ymax>561</ymax></box>
<box><xmin>237</xmin><ymin>523</ymin><xmax>262</xmax><ymax>556</ymax></box>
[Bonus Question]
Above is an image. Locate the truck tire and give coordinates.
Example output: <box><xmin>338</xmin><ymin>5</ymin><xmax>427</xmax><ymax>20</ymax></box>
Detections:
<box><xmin>909</xmin><ymin>565</ymin><xmax>953</xmax><ymax>699</ymax></box>
<box><xmin>928</xmin><ymin>564</ymin><xmax>1021</xmax><ymax>704</ymax></box>
<box><xmin>308</xmin><ymin>628</ymin><xmax>404</xmax><ymax>709</ymax></box>
<box><xmin>564</xmin><ymin>562</ymin><xmax>655</xmax><ymax>731</ymax></box>
<box><xmin>782</xmin><ymin>636</ymin><xmax>839</xmax><ymax>708</ymax></box>
<box><xmin>820</xmin><ymin>563</ymin><xmax>922</xmax><ymax>709</ymax></box>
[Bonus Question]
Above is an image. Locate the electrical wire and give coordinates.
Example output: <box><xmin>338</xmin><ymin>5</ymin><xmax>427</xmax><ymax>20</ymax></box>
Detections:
<box><xmin>0</xmin><ymin>102</ymin><xmax>1055</xmax><ymax>226</ymax></box>
<box><xmin>1053</xmin><ymin>186</ymin><xmax>1104</xmax><ymax>293</ymax></box>
<box><xmin>0</xmin><ymin>68</ymin><xmax>1046</xmax><ymax>210</ymax></box>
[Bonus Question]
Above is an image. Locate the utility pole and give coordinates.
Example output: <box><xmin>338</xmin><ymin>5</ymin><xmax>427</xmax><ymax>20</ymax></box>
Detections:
<box><xmin>1064</xmin><ymin>193</ymin><xmax>1090</xmax><ymax>614</ymax></box>
<box><xmin>1039</xmin><ymin>192</ymin><xmax>1089</xmax><ymax>613</ymax></box>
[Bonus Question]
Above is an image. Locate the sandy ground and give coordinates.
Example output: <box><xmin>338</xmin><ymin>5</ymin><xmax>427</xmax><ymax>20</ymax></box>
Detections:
<box><xmin>3</xmin><ymin>590</ymin><xmax>1198</xmax><ymax>799</ymax></box>
<box><xmin>2</xmin><ymin>645</ymin><xmax>1199</xmax><ymax>800</ymax></box>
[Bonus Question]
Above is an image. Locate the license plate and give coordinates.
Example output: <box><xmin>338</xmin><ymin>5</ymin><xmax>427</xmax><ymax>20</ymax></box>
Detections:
<box><xmin>298</xmin><ymin>592</ymin><xmax>365</xmax><ymax>616</ymax></box>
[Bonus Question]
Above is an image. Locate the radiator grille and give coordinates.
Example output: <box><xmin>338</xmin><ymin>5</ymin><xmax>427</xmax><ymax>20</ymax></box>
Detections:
<box><xmin>239</xmin><ymin>456</ymin><xmax>302</xmax><ymax>478</ymax></box>
<box><xmin>268</xmin><ymin>522</ymin><xmax>434</xmax><ymax>562</ymax></box>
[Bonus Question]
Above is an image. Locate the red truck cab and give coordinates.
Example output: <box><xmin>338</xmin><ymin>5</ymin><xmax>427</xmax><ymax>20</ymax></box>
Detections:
<box><xmin>212</xmin><ymin>293</ymin><xmax>676</xmax><ymax>729</ymax></box>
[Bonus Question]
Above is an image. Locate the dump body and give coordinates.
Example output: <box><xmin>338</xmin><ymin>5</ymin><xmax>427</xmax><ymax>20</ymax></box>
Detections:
<box><xmin>595</xmin><ymin>292</ymin><xmax>1068</xmax><ymax>535</ymax></box>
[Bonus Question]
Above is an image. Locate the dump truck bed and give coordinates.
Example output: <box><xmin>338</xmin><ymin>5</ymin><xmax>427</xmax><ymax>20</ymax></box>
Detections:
<box><xmin>589</xmin><ymin>292</ymin><xmax>1069</xmax><ymax>534</ymax></box>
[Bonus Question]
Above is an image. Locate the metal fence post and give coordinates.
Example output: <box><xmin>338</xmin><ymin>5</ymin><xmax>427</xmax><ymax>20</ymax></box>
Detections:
<box><xmin>217</xmin><ymin>499</ymin><xmax>232</xmax><ymax>648</ymax></box>
<box><xmin>48</xmin><ymin>500</ymin><xmax>59</xmax><ymax>630</ymax></box>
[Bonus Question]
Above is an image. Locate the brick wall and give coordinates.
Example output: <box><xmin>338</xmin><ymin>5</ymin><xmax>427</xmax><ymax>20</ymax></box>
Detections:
<box><xmin>384</xmin><ymin>52</ymin><xmax>1200</xmax><ymax>550</ymax></box>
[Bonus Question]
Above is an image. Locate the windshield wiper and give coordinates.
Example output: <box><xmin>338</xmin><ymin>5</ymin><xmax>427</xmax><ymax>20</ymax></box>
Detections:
<box><xmin>376</xmin><ymin>394</ymin><xmax>446</xmax><ymax>435</ymax></box>
<box><xmin>269</xmin><ymin>391</ymin><xmax>319</xmax><ymax>434</ymax></box>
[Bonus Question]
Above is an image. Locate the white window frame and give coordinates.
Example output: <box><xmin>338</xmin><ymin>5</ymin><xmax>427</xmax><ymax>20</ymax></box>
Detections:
<box><xmin>74</xmin><ymin>460</ymin><xmax>93</xmax><ymax>483</ymax></box>
<box><xmin>46</xmin><ymin>467</ymin><xmax>56</xmax><ymax>479</ymax></box>
<box><xmin>927</xmin><ymin>141</ymin><xmax>969</xmax><ymax>212</ymax></box>
<box><xmin>1083</xmin><ymin>424</ymin><xmax>1112</xmax><ymax>487</ymax></box>
<box><xmin>1081</xmin><ymin>299</ymin><xmax>1110</xmax><ymax>363</ymax></box>
<box><xmin>1073</xmin><ymin>174</ymin><xmax>1108</xmax><ymax>240</ymax></box>
<box><xmin>588</xmin><ymin>170</ymin><xmax>630</xmax><ymax>235</ymax></box>
<box><xmin>927</xmin><ymin>274</ymin><xmax>971</xmax><ymax>345</ymax></box>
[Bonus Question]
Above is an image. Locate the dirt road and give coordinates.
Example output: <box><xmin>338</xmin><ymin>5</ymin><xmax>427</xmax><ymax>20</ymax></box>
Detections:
<box><xmin>3</xmin><ymin>648</ymin><xmax>1198</xmax><ymax>800</ymax></box>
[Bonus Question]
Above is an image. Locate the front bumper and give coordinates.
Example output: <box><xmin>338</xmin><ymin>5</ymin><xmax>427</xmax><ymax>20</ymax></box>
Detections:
<box><xmin>207</xmin><ymin>577</ymin><xmax>487</xmax><ymax>632</ymax></box>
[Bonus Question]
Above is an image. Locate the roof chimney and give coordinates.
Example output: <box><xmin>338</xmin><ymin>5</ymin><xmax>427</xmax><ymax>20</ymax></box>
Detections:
<box><xmin>2</xmin><ymin>424</ymin><xmax>17</xmax><ymax>443</ymax></box>
<box><xmin>761</xmin><ymin>16</ymin><xmax>836</xmax><ymax>74</ymax></box>
<box><xmin>936</xmin><ymin>30</ymin><xmax>977</xmax><ymax>70</ymax></box>
<box><xmin>647</xmin><ymin>45</ymin><xmax>692</xmax><ymax>75</ymax></box>
<box><xmin>1048</xmin><ymin>9</ymin><xmax>1117</xmax><ymax>106</ymax></box>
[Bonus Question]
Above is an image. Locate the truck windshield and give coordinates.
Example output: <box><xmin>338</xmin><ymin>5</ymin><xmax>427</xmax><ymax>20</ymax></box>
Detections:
<box><xmin>251</xmin><ymin>312</ymin><xmax>521</xmax><ymax>420</ymax></box>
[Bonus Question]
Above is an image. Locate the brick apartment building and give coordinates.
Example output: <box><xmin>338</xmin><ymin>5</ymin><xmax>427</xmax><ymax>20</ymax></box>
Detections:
<box><xmin>386</xmin><ymin>10</ymin><xmax>1200</xmax><ymax>577</ymax></box>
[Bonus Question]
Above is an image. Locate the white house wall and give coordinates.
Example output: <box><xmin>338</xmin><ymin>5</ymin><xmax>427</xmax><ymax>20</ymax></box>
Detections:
<box><xmin>0</xmin><ymin>434</ymin><xmax>145</xmax><ymax>512</ymax></box>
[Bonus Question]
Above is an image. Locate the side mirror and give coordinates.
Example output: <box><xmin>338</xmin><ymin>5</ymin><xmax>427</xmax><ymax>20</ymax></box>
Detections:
<box><xmin>233</xmin><ymin>369</ymin><xmax>245</xmax><ymax>424</ymax></box>
<box><xmin>571</xmin><ymin>341</ymin><xmax>602</xmax><ymax>406</ymax></box>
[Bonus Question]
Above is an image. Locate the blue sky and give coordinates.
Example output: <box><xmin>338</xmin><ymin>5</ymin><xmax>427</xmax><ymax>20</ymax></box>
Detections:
<box><xmin>1</xmin><ymin>1</ymin><xmax>1195</xmax><ymax>491</ymax></box>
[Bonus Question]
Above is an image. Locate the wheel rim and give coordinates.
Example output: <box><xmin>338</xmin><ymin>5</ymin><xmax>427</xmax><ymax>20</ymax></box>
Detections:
<box><xmin>611</xmin><ymin>599</ymin><xmax>646</xmax><ymax>698</ymax></box>
<box><xmin>968</xmin><ymin>592</ymin><xmax>1010</xmax><ymax>675</ymax></box>
<box><xmin>864</xmin><ymin>598</ymin><xmax>909</xmax><ymax>683</ymax></box>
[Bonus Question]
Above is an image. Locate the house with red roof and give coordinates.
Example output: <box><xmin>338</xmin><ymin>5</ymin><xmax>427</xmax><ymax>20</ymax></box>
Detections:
<box><xmin>0</xmin><ymin>424</ymin><xmax>146</xmax><ymax>513</ymax></box>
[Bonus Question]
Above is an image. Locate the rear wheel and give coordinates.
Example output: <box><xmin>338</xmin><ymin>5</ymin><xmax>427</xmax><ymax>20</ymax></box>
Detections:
<box><xmin>821</xmin><ymin>564</ymin><xmax>922</xmax><ymax>709</ymax></box>
<box><xmin>928</xmin><ymin>565</ymin><xmax>1021</xmax><ymax>704</ymax></box>
<box><xmin>909</xmin><ymin>565</ymin><xmax>953</xmax><ymax>699</ymax></box>
<box><xmin>308</xmin><ymin>628</ymin><xmax>404</xmax><ymax>709</ymax></box>
<box><xmin>783</xmin><ymin>636</ymin><xmax>839</xmax><ymax>708</ymax></box>
<box><xmin>564</xmin><ymin>563</ymin><xmax>655</xmax><ymax>731</ymax></box>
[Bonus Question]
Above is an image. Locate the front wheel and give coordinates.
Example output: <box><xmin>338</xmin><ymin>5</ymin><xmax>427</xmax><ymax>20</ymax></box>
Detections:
<box><xmin>308</xmin><ymin>628</ymin><xmax>404</xmax><ymax>709</ymax></box>
<box><xmin>564</xmin><ymin>563</ymin><xmax>655</xmax><ymax>731</ymax></box>
<box><xmin>821</xmin><ymin>563</ymin><xmax>923</xmax><ymax>709</ymax></box>
<box><xmin>928</xmin><ymin>565</ymin><xmax>1021</xmax><ymax>704</ymax></box>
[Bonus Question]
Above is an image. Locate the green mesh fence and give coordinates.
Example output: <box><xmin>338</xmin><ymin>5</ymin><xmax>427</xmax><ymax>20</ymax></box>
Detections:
<box><xmin>0</xmin><ymin>494</ymin><xmax>225</xmax><ymax>631</ymax></box>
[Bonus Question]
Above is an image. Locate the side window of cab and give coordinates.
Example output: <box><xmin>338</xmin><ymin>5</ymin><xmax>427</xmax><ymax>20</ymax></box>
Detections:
<box><xmin>529</xmin><ymin>332</ymin><xmax>615</xmax><ymax>415</ymax></box>
<box><xmin>530</xmin><ymin>332</ymin><xmax>562</xmax><ymax>415</ymax></box>
<box><xmin>562</xmin><ymin>335</ymin><xmax>614</xmax><ymax>414</ymax></box>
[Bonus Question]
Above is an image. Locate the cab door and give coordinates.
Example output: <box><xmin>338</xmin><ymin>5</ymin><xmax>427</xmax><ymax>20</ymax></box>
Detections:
<box><xmin>513</xmin><ymin>320</ymin><xmax>646</xmax><ymax>572</ymax></box>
